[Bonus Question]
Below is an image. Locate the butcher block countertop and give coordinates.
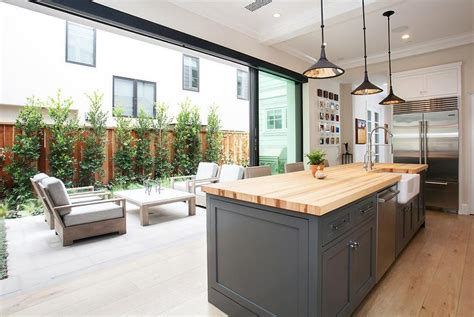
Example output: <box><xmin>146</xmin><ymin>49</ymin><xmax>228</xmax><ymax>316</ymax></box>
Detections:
<box><xmin>202</xmin><ymin>163</ymin><xmax>428</xmax><ymax>216</ymax></box>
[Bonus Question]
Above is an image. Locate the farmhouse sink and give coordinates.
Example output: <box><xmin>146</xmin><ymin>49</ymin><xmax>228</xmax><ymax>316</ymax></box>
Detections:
<box><xmin>388</xmin><ymin>173</ymin><xmax>420</xmax><ymax>204</ymax></box>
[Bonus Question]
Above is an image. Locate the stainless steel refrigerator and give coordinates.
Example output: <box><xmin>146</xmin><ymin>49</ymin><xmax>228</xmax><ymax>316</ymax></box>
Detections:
<box><xmin>392</xmin><ymin>97</ymin><xmax>459</xmax><ymax>212</ymax></box>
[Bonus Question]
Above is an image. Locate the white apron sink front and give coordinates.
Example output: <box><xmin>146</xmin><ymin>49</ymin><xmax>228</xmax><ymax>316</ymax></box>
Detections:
<box><xmin>387</xmin><ymin>173</ymin><xmax>420</xmax><ymax>204</ymax></box>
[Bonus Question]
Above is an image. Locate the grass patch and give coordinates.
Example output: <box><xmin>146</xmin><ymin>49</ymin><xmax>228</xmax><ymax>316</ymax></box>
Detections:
<box><xmin>0</xmin><ymin>219</ymin><xmax>7</xmax><ymax>280</ymax></box>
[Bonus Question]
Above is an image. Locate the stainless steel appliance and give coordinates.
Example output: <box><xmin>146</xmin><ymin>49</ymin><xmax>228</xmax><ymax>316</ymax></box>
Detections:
<box><xmin>376</xmin><ymin>185</ymin><xmax>399</xmax><ymax>282</ymax></box>
<box><xmin>392</xmin><ymin>97</ymin><xmax>459</xmax><ymax>212</ymax></box>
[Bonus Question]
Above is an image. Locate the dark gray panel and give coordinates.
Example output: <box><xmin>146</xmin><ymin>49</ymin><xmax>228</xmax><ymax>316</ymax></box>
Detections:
<box><xmin>350</xmin><ymin>218</ymin><xmax>376</xmax><ymax>307</ymax></box>
<box><xmin>321</xmin><ymin>233</ymin><xmax>352</xmax><ymax>316</ymax></box>
<box><xmin>208</xmin><ymin>198</ymin><xmax>309</xmax><ymax>316</ymax></box>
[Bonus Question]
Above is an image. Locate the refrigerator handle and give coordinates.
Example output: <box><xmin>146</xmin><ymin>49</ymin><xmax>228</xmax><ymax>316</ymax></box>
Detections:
<box><xmin>424</xmin><ymin>121</ymin><xmax>428</xmax><ymax>164</ymax></box>
<box><xmin>419</xmin><ymin>121</ymin><xmax>423</xmax><ymax>164</ymax></box>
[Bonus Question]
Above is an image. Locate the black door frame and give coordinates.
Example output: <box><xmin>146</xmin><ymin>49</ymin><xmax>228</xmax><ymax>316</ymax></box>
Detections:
<box><xmin>30</xmin><ymin>0</ymin><xmax>306</xmax><ymax>166</ymax></box>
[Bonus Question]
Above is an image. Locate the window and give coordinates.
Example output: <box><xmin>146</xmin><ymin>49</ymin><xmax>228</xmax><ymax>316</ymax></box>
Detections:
<box><xmin>237</xmin><ymin>70</ymin><xmax>249</xmax><ymax>100</ymax></box>
<box><xmin>265</xmin><ymin>108</ymin><xmax>287</xmax><ymax>131</ymax></box>
<box><xmin>66</xmin><ymin>21</ymin><xmax>96</xmax><ymax>67</ymax></box>
<box><xmin>367</xmin><ymin>110</ymin><xmax>381</xmax><ymax>162</ymax></box>
<box><xmin>113</xmin><ymin>76</ymin><xmax>156</xmax><ymax>117</ymax></box>
<box><xmin>183</xmin><ymin>55</ymin><xmax>199</xmax><ymax>91</ymax></box>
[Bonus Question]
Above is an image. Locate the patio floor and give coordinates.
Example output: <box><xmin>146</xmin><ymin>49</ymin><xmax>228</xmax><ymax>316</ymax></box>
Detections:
<box><xmin>0</xmin><ymin>201</ymin><xmax>225</xmax><ymax>316</ymax></box>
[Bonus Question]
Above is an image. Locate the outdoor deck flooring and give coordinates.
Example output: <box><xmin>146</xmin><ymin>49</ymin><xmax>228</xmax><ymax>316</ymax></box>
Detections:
<box><xmin>0</xmin><ymin>210</ymin><xmax>472</xmax><ymax>316</ymax></box>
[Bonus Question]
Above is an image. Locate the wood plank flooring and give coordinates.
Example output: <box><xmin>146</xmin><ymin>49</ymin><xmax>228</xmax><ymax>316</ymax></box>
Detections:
<box><xmin>0</xmin><ymin>211</ymin><xmax>472</xmax><ymax>316</ymax></box>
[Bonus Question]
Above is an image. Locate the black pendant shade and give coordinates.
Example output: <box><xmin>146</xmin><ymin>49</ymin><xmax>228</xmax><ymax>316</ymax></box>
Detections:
<box><xmin>351</xmin><ymin>0</ymin><xmax>382</xmax><ymax>95</ymax></box>
<box><xmin>303</xmin><ymin>0</ymin><xmax>345</xmax><ymax>79</ymax></box>
<box><xmin>379</xmin><ymin>10</ymin><xmax>405</xmax><ymax>105</ymax></box>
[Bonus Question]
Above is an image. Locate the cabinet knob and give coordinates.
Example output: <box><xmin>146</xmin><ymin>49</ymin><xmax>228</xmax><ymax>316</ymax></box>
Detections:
<box><xmin>348</xmin><ymin>241</ymin><xmax>360</xmax><ymax>249</ymax></box>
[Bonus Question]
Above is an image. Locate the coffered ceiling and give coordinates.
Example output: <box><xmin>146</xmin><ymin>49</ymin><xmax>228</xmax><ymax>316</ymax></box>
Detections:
<box><xmin>97</xmin><ymin>0</ymin><xmax>473</xmax><ymax>69</ymax></box>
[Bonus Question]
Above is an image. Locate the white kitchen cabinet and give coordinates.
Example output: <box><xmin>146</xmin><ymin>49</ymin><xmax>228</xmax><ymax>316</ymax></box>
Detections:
<box><xmin>392</xmin><ymin>62</ymin><xmax>461</xmax><ymax>100</ymax></box>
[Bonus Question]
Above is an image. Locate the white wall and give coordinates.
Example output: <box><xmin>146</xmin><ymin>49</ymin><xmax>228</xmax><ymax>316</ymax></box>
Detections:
<box><xmin>0</xmin><ymin>3</ymin><xmax>249</xmax><ymax>131</ymax></box>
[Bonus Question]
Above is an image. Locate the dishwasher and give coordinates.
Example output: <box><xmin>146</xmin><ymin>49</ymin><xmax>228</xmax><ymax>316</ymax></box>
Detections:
<box><xmin>376</xmin><ymin>185</ymin><xmax>399</xmax><ymax>282</ymax></box>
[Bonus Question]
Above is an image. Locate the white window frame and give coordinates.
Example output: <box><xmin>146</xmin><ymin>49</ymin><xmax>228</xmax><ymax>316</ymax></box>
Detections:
<box><xmin>264</xmin><ymin>107</ymin><xmax>287</xmax><ymax>132</ymax></box>
<box><xmin>182</xmin><ymin>54</ymin><xmax>199</xmax><ymax>92</ymax></box>
<box><xmin>237</xmin><ymin>70</ymin><xmax>249</xmax><ymax>100</ymax></box>
<box><xmin>65</xmin><ymin>21</ymin><xmax>96</xmax><ymax>67</ymax></box>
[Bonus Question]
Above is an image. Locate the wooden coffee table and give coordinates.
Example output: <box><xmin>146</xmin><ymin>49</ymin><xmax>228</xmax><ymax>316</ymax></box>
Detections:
<box><xmin>114</xmin><ymin>188</ymin><xmax>196</xmax><ymax>226</ymax></box>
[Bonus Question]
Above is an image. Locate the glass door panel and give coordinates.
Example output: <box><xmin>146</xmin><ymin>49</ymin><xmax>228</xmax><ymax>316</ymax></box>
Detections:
<box><xmin>258</xmin><ymin>72</ymin><xmax>299</xmax><ymax>174</ymax></box>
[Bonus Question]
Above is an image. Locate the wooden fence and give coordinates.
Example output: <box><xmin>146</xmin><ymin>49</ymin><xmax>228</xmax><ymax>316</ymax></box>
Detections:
<box><xmin>0</xmin><ymin>124</ymin><xmax>249</xmax><ymax>185</ymax></box>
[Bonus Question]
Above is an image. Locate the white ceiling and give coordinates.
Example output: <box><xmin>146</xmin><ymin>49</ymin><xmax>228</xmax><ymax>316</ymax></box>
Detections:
<box><xmin>97</xmin><ymin>0</ymin><xmax>474</xmax><ymax>69</ymax></box>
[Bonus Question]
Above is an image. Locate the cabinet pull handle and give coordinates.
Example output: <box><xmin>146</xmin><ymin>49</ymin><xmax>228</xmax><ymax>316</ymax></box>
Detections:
<box><xmin>331</xmin><ymin>219</ymin><xmax>346</xmax><ymax>231</ymax></box>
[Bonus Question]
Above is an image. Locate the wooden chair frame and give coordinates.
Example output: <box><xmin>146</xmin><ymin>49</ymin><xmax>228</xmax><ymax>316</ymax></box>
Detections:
<box><xmin>30</xmin><ymin>177</ymin><xmax>110</xmax><ymax>230</ymax></box>
<box><xmin>38</xmin><ymin>184</ymin><xmax>126</xmax><ymax>246</ymax></box>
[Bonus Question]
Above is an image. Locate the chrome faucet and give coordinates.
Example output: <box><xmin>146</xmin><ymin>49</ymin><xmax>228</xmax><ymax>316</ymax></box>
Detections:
<box><xmin>364</xmin><ymin>126</ymin><xmax>394</xmax><ymax>171</ymax></box>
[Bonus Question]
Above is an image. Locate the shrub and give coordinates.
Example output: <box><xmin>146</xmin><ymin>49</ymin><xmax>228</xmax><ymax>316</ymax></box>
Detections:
<box><xmin>153</xmin><ymin>102</ymin><xmax>173</xmax><ymax>179</ymax></box>
<box><xmin>134</xmin><ymin>108</ymin><xmax>154</xmax><ymax>182</ymax></box>
<box><xmin>113</xmin><ymin>108</ymin><xmax>135</xmax><ymax>187</ymax></box>
<box><xmin>48</xmin><ymin>90</ymin><xmax>79</xmax><ymax>186</ymax></box>
<box><xmin>5</xmin><ymin>97</ymin><xmax>44</xmax><ymax>207</ymax></box>
<box><xmin>173</xmin><ymin>98</ymin><xmax>202</xmax><ymax>176</ymax></box>
<box><xmin>79</xmin><ymin>91</ymin><xmax>108</xmax><ymax>186</ymax></box>
<box><xmin>205</xmin><ymin>105</ymin><xmax>223</xmax><ymax>163</ymax></box>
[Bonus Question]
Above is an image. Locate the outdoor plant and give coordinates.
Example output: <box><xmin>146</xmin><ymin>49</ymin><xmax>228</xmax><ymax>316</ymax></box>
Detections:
<box><xmin>79</xmin><ymin>91</ymin><xmax>108</xmax><ymax>186</ymax></box>
<box><xmin>113</xmin><ymin>108</ymin><xmax>136</xmax><ymax>187</ymax></box>
<box><xmin>305</xmin><ymin>149</ymin><xmax>326</xmax><ymax>166</ymax></box>
<box><xmin>173</xmin><ymin>98</ymin><xmax>202</xmax><ymax>176</ymax></box>
<box><xmin>5</xmin><ymin>97</ymin><xmax>44</xmax><ymax>207</ymax></box>
<box><xmin>134</xmin><ymin>108</ymin><xmax>154</xmax><ymax>182</ymax></box>
<box><xmin>153</xmin><ymin>102</ymin><xmax>173</xmax><ymax>179</ymax></box>
<box><xmin>205</xmin><ymin>105</ymin><xmax>223</xmax><ymax>163</ymax></box>
<box><xmin>48</xmin><ymin>90</ymin><xmax>79</xmax><ymax>187</ymax></box>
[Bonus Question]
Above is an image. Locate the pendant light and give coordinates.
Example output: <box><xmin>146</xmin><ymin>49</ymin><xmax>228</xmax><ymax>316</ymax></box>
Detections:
<box><xmin>379</xmin><ymin>11</ymin><xmax>406</xmax><ymax>105</ymax></box>
<box><xmin>351</xmin><ymin>0</ymin><xmax>383</xmax><ymax>95</ymax></box>
<box><xmin>303</xmin><ymin>0</ymin><xmax>345</xmax><ymax>79</ymax></box>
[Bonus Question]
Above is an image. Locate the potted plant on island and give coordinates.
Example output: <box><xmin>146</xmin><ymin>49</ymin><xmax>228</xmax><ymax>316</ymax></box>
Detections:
<box><xmin>305</xmin><ymin>149</ymin><xmax>326</xmax><ymax>177</ymax></box>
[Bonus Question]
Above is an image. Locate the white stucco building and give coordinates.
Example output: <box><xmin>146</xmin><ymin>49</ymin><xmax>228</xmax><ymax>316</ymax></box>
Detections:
<box><xmin>0</xmin><ymin>2</ymin><xmax>250</xmax><ymax>131</ymax></box>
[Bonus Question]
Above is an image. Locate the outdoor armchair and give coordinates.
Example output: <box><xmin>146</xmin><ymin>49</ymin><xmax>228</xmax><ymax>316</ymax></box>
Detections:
<box><xmin>170</xmin><ymin>162</ymin><xmax>219</xmax><ymax>193</ymax></box>
<box><xmin>31</xmin><ymin>173</ymin><xmax>111</xmax><ymax>230</ymax></box>
<box><xmin>190</xmin><ymin>164</ymin><xmax>245</xmax><ymax>207</ymax></box>
<box><xmin>38</xmin><ymin>177</ymin><xmax>126</xmax><ymax>246</ymax></box>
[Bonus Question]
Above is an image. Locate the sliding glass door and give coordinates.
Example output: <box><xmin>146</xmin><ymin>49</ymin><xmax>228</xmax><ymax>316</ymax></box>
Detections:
<box><xmin>257</xmin><ymin>72</ymin><xmax>302</xmax><ymax>174</ymax></box>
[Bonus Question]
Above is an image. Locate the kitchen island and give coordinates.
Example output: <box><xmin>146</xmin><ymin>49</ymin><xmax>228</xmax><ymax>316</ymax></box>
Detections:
<box><xmin>202</xmin><ymin>163</ymin><xmax>428</xmax><ymax>317</ymax></box>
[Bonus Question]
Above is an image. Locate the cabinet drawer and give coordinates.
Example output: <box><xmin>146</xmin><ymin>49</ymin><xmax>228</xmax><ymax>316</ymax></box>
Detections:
<box><xmin>321</xmin><ymin>209</ymin><xmax>353</xmax><ymax>245</ymax></box>
<box><xmin>352</xmin><ymin>196</ymin><xmax>377</xmax><ymax>225</ymax></box>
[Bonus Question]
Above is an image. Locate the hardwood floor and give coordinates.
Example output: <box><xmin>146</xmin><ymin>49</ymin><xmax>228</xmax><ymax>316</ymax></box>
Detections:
<box><xmin>355</xmin><ymin>211</ymin><xmax>474</xmax><ymax>317</ymax></box>
<box><xmin>0</xmin><ymin>211</ymin><xmax>472</xmax><ymax>316</ymax></box>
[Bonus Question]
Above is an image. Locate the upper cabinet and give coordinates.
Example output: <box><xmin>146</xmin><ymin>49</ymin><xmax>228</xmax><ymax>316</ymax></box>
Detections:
<box><xmin>392</xmin><ymin>62</ymin><xmax>461</xmax><ymax>101</ymax></box>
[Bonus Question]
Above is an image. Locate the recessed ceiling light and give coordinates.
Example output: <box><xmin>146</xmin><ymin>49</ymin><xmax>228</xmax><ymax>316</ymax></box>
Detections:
<box><xmin>383</xmin><ymin>83</ymin><xmax>388</xmax><ymax>86</ymax></box>
<box><xmin>401</xmin><ymin>34</ymin><xmax>410</xmax><ymax>40</ymax></box>
<box><xmin>273</xmin><ymin>13</ymin><xmax>280</xmax><ymax>18</ymax></box>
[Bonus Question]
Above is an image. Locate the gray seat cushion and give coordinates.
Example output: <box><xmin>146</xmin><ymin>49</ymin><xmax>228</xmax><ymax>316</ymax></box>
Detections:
<box><xmin>63</xmin><ymin>202</ymin><xmax>123</xmax><ymax>227</ymax></box>
<box><xmin>42</xmin><ymin>177</ymin><xmax>72</xmax><ymax>216</ymax></box>
<box><xmin>173</xmin><ymin>181</ymin><xmax>188</xmax><ymax>192</ymax></box>
<box><xmin>32</xmin><ymin>173</ymin><xmax>49</xmax><ymax>183</ymax></box>
<box><xmin>70</xmin><ymin>195</ymin><xmax>103</xmax><ymax>204</ymax></box>
<box><xmin>196</xmin><ymin>162</ymin><xmax>219</xmax><ymax>180</ymax></box>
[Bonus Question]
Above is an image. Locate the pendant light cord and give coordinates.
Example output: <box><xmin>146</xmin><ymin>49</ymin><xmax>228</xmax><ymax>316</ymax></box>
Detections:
<box><xmin>320</xmin><ymin>0</ymin><xmax>325</xmax><ymax>49</ymax></box>
<box><xmin>387</xmin><ymin>14</ymin><xmax>393</xmax><ymax>87</ymax></box>
<box><xmin>362</xmin><ymin>0</ymin><xmax>368</xmax><ymax>76</ymax></box>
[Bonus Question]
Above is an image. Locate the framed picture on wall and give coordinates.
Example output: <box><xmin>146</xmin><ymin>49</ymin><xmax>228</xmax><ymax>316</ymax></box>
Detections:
<box><xmin>355</xmin><ymin>118</ymin><xmax>367</xmax><ymax>144</ymax></box>
<box><xmin>384</xmin><ymin>123</ymin><xmax>389</xmax><ymax>144</ymax></box>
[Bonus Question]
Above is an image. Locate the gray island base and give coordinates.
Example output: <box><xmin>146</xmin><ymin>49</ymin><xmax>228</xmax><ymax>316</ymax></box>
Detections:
<box><xmin>206</xmin><ymin>191</ymin><xmax>425</xmax><ymax>317</ymax></box>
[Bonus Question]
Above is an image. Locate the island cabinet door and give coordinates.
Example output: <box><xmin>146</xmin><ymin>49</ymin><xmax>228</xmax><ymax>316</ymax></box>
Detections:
<box><xmin>207</xmin><ymin>198</ymin><xmax>310</xmax><ymax>317</ymax></box>
<box><xmin>349</xmin><ymin>218</ymin><xmax>376</xmax><ymax>309</ymax></box>
<box><xmin>321</xmin><ymin>234</ymin><xmax>352</xmax><ymax>317</ymax></box>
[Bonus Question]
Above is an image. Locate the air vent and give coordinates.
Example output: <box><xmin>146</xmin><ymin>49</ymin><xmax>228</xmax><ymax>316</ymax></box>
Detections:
<box><xmin>393</xmin><ymin>96</ymin><xmax>458</xmax><ymax>115</ymax></box>
<box><xmin>245</xmin><ymin>0</ymin><xmax>272</xmax><ymax>12</ymax></box>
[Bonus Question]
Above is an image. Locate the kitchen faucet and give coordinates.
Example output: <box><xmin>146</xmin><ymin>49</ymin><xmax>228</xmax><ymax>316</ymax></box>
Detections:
<box><xmin>364</xmin><ymin>126</ymin><xmax>394</xmax><ymax>171</ymax></box>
